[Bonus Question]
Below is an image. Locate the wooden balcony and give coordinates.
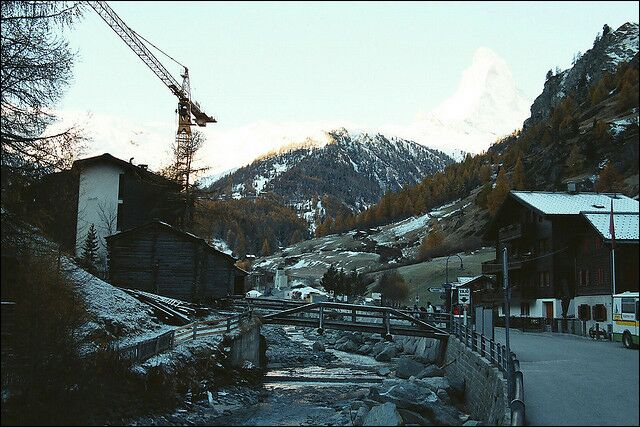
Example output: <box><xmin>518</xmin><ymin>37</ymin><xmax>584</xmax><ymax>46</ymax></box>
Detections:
<box><xmin>482</xmin><ymin>257</ymin><xmax>525</xmax><ymax>275</ymax></box>
<box><xmin>498</xmin><ymin>223</ymin><xmax>522</xmax><ymax>242</ymax></box>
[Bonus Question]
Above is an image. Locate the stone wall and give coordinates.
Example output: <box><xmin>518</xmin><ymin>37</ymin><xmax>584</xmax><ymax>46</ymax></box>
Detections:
<box><xmin>443</xmin><ymin>337</ymin><xmax>511</xmax><ymax>426</ymax></box>
<box><xmin>224</xmin><ymin>316</ymin><xmax>264</xmax><ymax>368</ymax></box>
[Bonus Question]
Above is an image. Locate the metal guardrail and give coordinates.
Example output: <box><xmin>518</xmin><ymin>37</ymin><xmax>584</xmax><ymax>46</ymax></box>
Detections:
<box><xmin>451</xmin><ymin>320</ymin><xmax>525</xmax><ymax>426</ymax></box>
<box><xmin>114</xmin><ymin>310</ymin><xmax>253</xmax><ymax>363</ymax></box>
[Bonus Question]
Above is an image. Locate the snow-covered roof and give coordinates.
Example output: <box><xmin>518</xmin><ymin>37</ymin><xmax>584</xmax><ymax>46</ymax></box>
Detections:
<box><xmin>511</xmin><ymin>191</ymin><xmax>639</xmax><ymax>215</ymax></box>
<box><xmin>106</xmin><ymin>220</ymin><xmax>237</xmax><ymax>263</ymax></box>
<box><xmin>581</xmin><ymin>212</ymin><xmax>639</xmax><ymax>242</ymax></box>
<box><xmin>287</xmin><ymin>286</ymin><xmax>328</xmax><ymax>298</ymax></box>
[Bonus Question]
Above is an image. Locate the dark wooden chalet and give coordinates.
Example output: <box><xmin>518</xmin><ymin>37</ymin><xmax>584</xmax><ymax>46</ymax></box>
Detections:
<box><xmin>106</xmin><ymin>221</ymin><xmax>247</xmax><ymax>303</ymax></box>
<box><xmin>482</xmin><ymin>189</ymin><xmax>638</xmax><ymax>324</ymax></box>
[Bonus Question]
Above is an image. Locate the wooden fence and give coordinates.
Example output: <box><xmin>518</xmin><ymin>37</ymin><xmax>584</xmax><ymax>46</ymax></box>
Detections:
<box><xmin>115</xmin><ymin>310</ymin><xmax>252</xmax><ymax>363</ymax></box>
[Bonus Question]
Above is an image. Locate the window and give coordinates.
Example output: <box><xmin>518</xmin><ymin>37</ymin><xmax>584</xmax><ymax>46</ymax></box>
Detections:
<box><xmin>597</xmin><ymin>268</ymin><xmax>604</xmax><ymax>285</ymax></box>
<box><xmin>622</xmin><ymin>298</ymin><xmax>636</xmax><ymax>314</ymax></box>
<box><xmin>579</xmin><ymin>269</ymin><xmax>590</xmax><ymax>287</ymax></box>
<box><xmin>118</xmin><ymin>173</ymin><xmax>125</xmax><ymax>200</ymax></box>
<box><xmin>583</xmin><ymin>238</ymin><xmax>590</xmax><ymax>254</ymax></box>
<box><xmin>539</xmin><ymin>271</ymin><xmax>550</xmax><ymax>287</ymax></box>
<box><xmin>520</xmin><ymin>302</ymin><xmax>530</xmax><ymax>317</ymax></box>
<box><xmin>116</xmin><ymin>203</ymin><xmax>124</xmax><ymax>231</ymax></box>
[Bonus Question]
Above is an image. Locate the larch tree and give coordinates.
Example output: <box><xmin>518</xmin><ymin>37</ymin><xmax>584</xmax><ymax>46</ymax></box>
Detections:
<box><xmin>261</xmin><ymin>238</ymin><xmax>271</xmax><ymax>256</ymax></box>
<box><xmin>513</xmin><ymin>156</ymin><xmax>526</xmax><ymax>190</ymax></box>
<box><xmin>487</xmin><ymin>168</ymin><xmax>511</xmax><ymax>216</ymax></box>
<box><xmin>595</xmin><ymin>163</ymin><xmax>625</xmax><ymax>193</ymax></box>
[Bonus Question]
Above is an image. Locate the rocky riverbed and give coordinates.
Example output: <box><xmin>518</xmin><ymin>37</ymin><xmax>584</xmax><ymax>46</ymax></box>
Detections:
<box><xmin>126</xmin><ymin>325</ymin><xmax>483</xmax><ymax>426</ymax></box>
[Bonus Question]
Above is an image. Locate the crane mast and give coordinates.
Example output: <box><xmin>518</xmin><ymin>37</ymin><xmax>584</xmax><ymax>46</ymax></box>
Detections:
<box><xmin>87</xmin><ymin>1</ymin><xmax>216</xmax><ymax>153</ymax></box>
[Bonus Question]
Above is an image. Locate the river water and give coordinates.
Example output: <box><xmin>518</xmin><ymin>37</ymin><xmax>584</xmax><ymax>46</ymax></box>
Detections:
<box><xmin>207</xmin><ymin>325</ymin><xmax>390</xmax><ymax>426</ymax></box>
<box><xmin>127</xmin><ymin>325</ymin><xmax>394</xmax><ymax>426</ymax></box>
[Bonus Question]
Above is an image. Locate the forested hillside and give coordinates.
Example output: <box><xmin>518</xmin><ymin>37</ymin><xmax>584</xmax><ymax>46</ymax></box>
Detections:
<box><xmin>317</xmin><ymin>24</ymin><xmax>639</xmax><ymax>249</ymax></box>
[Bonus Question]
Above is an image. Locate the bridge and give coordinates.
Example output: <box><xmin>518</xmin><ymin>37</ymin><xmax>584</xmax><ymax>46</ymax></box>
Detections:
<box><xmin>232</xmin><ymin>297</ymin><xmax>450</xmax><ymax>341</ymax></box>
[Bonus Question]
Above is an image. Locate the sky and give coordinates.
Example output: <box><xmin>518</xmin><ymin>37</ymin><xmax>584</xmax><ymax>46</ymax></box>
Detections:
<box><xmin>55</xmin><ymin>1</ymin><xmax>639</xmax><ymax>175</ymax></box>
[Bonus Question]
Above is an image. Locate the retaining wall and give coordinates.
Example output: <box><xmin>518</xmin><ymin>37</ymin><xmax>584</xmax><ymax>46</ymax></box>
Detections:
<box><xmin>223</xmin><ymin>316</ymin><xmax>264</xmax><ymax>368</ymax></box>
<box><xmin>443</xmin><ymin>336</ymin><xmax>511</xmax><ymax>426</ymax></box>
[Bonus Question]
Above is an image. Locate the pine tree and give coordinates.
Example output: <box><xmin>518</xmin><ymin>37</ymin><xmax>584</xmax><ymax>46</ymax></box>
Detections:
<box><xmin>81</xmin><ymin>223</ymin><xmax>99</xmax><ymax>272</ymax></box>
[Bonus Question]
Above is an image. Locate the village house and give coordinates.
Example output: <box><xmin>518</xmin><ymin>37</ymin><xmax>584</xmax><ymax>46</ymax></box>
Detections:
<box><xmin>482</xmin><ymin>188</ymin><xmax>639</xmax><ymax>333</ymax></box>
<box><xmin>106</xmin><ymin>220</ymin><xmax>248</xmax><ymax>303</ymax></box>
<box><xmin>72</xmin><ymin>153</ymin><xmax>184</xmax><ymax>273</ymax></box>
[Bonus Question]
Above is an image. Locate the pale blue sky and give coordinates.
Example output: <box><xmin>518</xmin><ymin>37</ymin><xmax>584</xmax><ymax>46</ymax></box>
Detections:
<box><xmin>57</xmin><ymin>1</ymin><xmax>639</xmax><ymax>172</ymax></box>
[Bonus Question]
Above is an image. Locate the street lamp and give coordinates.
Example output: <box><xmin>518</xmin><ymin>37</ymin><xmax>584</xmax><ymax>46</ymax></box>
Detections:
<box><xmin>445</xmin><ymin>254</ymin><xmax>464</xmax><ymax>287</ymax></box>
<box><xmin>445</xmin><ymin>254</ymin><xmax>464</xmax><ymax>315</ymax></box>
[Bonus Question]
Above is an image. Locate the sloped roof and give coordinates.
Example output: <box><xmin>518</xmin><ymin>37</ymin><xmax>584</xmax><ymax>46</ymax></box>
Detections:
<box><xmin>511</xmin><ymin>191</ymin><xmax>639</xmax><ymax>215</ymax></box>
<box><xmin>72</xmin><ymin>153</ymin><xmax>180</xmax><ymax>189</ymax></box>
<box><xmin>106</xmin><ymin>220</ymin><xmax>237</xmax><ymax>263</ymax></box>
<box><xmin>581</xmin><ymin>212</ymin><xmax>639</xmax><ymax>242</ymax></box>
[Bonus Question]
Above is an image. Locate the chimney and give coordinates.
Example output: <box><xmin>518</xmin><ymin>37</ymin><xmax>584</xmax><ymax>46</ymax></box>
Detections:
<box><xmin>567</xmin><ymin>181</ymin><xmax>577</xmax><ymax>194</ymax></box>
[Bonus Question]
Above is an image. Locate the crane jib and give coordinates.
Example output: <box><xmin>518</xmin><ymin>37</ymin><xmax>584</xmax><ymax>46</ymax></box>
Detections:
<box><xmin>87</xmin><ymin>1</ymin><xmax>216</xmax><ymax>126</ymax></box>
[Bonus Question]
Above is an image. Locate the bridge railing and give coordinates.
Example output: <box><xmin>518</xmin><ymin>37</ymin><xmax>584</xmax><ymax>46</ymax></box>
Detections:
<box><xmin>450</xmin><ymin>319</ymin><xmax>525</xmax><ymax>426</ymax></box>
<box><xmin>114</xmin><ymin>310</ymin><xmax>253</xmax><ymax>363</ymax></box>
<box><xmin>260</xmin><ymin>301</ymin><xmax>449</xmax><ymax>339</ymax></box>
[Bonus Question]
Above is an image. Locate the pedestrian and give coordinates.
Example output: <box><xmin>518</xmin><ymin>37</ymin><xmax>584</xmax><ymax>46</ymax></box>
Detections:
<box><xmin>426</xmin><ymin>301</ymin><xmax>434</xmax><ymax>321</ymax></box>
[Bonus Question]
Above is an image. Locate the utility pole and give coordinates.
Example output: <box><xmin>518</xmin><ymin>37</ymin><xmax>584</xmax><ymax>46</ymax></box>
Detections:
<box><xmin>502</xmin><ymin>246</ymin><xmax>513</xmax><ymax>398</ymax></box>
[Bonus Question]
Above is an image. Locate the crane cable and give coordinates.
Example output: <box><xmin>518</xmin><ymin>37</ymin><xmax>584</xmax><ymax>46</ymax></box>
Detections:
<box><xmin>129</xmin><ymin>26</ymin><xmax>186</xmax><ymax>70</ymax></box>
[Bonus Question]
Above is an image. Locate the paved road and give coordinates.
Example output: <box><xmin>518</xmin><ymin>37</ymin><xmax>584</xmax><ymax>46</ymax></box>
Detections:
<box><xmin>494</xmin><ymin>328</ymin><xmax>639</xmax><ymax>426</ymax></box>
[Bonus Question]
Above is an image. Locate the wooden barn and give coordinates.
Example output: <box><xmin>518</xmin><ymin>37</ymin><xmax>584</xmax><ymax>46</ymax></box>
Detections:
<box><xmin>106</xmin><ymin>221</ymin><xmax>247</xmax><ymax>302</ymax></box>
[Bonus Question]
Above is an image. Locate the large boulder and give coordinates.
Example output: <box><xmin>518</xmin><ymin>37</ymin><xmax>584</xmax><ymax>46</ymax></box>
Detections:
<box><xmin>395</xmin><ymin>356</ymin><xmax>425</xmax><ymax>379</ymax></box>
<box><xmin>312</xmin><ymin>341</ymin><xmax>325</xmax><ymax>352</ymax></box>
<box><xmin>373</xmin><ymin>379</ymin><xmax>438</xmax><ymax>411</ymax></box>
<box><xmin>417</xmin><ymin>364</ymin><xmax>444</xmax><ymax>378</ymax></box>
<box><xmin>352</xmin><ymin>332</ymin><xmax>365</xmax><ymax>344</ymax></box>
<box><xmin>354</xmin><ymin>405</ymin><xmax>370</xmax><ymax>426</ymax></box>
<box><xmin>397</xmin><ymin>408</ymin><xmax>430</xmax><ymax>425</ymax></box>
<box><xmin>375</xmin><ymin>345</ymin><xmax>398</xmax><ymax>362</ymax></box>
<box><xmin>363</xmin><ymin>402</ymin><xmax>403</xmax><ymax>426</ymax></box>
<box><xmin>372</xmin><ymin>341</ymin><xmax>387</xmax><ymax>355</ymax></box>
<box><xmin>357</xmin><ymin>344</ymin><xmax>372</xmax><ymax>355</ymax></box>
<box><xmin>414</xmin><ymin>376</ymin><xmax>451</xmax><ymax>393</ymax></box>
<box><xmin>336</xmin><ymin>339</ymin><xmax>359</xmax><ymax>353</ymax></box>
<box><xmin>378</xmin><ymin>367</ymin><xmax>391</xmax><ymax>377</ymax></box>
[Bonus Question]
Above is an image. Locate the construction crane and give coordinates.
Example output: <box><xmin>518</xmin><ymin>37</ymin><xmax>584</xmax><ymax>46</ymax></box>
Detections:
<box><xmin>87</xmin><ymin>1</ymin><xmax>216</xmax><ymax>187</ymax></box>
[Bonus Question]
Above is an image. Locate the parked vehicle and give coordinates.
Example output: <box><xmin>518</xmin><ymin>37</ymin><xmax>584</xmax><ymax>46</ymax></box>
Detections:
<box><xmin>612</xmin><ymin>292</ymin><xmax>639</xmax><ymax>349</ymax></box>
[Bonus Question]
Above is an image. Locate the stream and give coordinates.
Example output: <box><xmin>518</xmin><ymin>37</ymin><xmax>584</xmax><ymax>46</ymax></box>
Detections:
<box><xmin>206</xmin><ymin>325</ymin><xmax>390</xmax><ymax>426</ymax></box>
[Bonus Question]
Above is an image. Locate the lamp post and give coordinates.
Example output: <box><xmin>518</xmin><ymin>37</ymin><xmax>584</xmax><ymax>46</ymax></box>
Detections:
<box><xmin>445</xmin><ymin>254</ymin><xmax>464</xmax><ymax>318</ymax></box>
<box><xmin>445</xmin><ymin>254</ymin><xmax>464</xmax><ymax>287</ymax></box>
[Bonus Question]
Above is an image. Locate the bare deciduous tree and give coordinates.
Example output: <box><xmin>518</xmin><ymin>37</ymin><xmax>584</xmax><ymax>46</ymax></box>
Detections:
<box><xmin>1</xmin><ymin>1</ymin><xmax>87</xmax><ymax>183</ymax></box>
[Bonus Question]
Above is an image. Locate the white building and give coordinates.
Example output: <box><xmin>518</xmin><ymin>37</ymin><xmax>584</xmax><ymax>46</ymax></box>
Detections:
<box><xmin>72</xmin><ymin>154</ymin><xmax>182</xmax><ymax>274</ymax></box>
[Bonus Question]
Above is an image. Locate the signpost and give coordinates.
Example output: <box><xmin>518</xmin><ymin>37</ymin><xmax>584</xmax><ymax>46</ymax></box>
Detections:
<box><xmin>457</xmin><ymin>288</ymin><xmax>470</xmax><ymax>304</ymax></box>
<box><xmin>458</xmin><ymin>288</ymin><xmax>471</xmax><ymax>326</ymax></box>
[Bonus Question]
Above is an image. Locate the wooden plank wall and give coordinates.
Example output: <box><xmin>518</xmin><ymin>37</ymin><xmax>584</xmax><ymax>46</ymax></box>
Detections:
<box><xmin>108</xmin><ymin>224</ymin><xmax>238</xmax><ymax>302</ymax></box>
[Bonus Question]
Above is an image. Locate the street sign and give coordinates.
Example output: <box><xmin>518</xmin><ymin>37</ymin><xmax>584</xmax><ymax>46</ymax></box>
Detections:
<box><xmin>458</xmin><ymin>288</ymin><xmax>471</xmax><ymax>305</ymax></box>
<box><xmin>428</xmin><ymin>287</ymin><xmax>446</xmax><ymax>293</ymax></box>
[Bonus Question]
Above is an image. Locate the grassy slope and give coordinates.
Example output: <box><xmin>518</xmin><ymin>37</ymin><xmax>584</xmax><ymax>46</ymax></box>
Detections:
<box><xmin>363</xmin><ymin>247</ymin><xmax>496</xmax><ymax>306</ymax></box>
